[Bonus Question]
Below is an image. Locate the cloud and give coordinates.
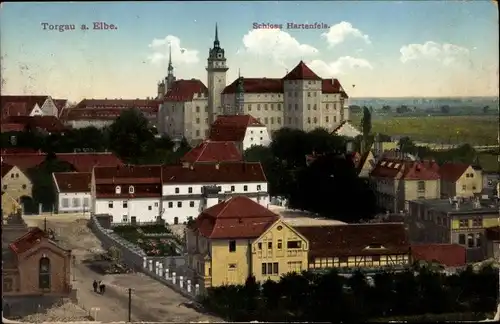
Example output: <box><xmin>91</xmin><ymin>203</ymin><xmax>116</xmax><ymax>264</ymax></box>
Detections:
<box><xmin>147</xmin><ymin>35</ymin><xmax>199</xmax><ymax>65</ymax></box>
<box><xmin>308</xmin><ymin>56</ymin><xmax>373</xmax><ymax>76</ymax></box>
<box><xmin>241</xmin><ymin>29</ymin><xmax>319</xmax><ymax>65</ymax></box>
<box><xmin>321</xmin><ymin>21</ymin><xmax>371</xmax><ymax>47</ymax></box>
<box><xmin>399</xmin><ymin>41</ymin><xmax>469</xmax><ymax>65</ymax></box>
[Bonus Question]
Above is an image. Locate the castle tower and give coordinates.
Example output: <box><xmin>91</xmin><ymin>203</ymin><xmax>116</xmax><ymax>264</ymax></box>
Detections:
<box><xmin>206</xmin><ymin>23</ymin><xmax>228</xmax><ymax>124</ymax></box>
<box><xmin>166</xmin><ymin>44</ymin><xmax>176</xmax><ymax>92</ymax></box>
<box><xmin>234</xmin><ymin>69</ymin><xmax>244</xmax><ymax>115</ymax></box>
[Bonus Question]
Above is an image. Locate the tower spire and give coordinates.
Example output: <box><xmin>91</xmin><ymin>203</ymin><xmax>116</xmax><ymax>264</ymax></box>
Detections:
<box><xmin>214</xmin><ymin>23</ymin><xmax>220</xmax><ymax>47</ymax></box>
<box><xmin>168</xmin><ymin>43</ymin><xmax>173</xmax><ymax>74</ymax></box>
<box><xmin>238</xmin><ymin>68</ymin><xmax>241</xmax><ymax>78</ymax></box>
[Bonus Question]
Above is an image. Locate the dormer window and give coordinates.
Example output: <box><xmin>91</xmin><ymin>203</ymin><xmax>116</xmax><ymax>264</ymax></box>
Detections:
<box><xmin>129</xmin><ymin>186</ymin><xmax>135</xmax><ymax>194</ymax></box>
<box><xmin>115</xmin><ymin>186</ymin><xmax>121</xmax><ymax>194</ymax></box>
<box><xmin>365</xmin><ymin>244</ymin><xmax>385</xmax><ymax>250</ymax></box>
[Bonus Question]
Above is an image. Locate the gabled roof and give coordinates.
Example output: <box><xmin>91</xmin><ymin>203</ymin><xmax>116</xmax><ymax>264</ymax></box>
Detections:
<box><xmin>1</xmin><ymin>162</ymin><xmax>15</xmax><ymax>178</ymax></box>
<box><xmin>209</xmin><ymin>115</ymin><xmax>264</xmax><ymax>142</ymax></box>
<box><xmin>74</xmin><ymin>98</ymin><xmax>161</xmax><ymax>109</ymax></box>
<box><xmin>295</xmin><ymin>223</ymin><xmax>410</xmax><ymax>258</ymax></box>
<box><xmin>1</xmin><ymin>96</ymin><xmax>49</xmax><ymax>119</ymax></box>
<box><xmin>53</xmin><ymin>172</ymin><xmax>91</xmax><ymax>193</ymax></box>
<box><xmin>282</xmin><ymin>61</ymin><xmax>322</xmax><ymax>81</ymax></box>
<box><xmin>9</xmin><ymin>227</ymin><xmax>50</xmax><ymax>254</ymax></box>
<box><xmin>1</xmin><ymin>153</ymin><xmax>47</xmax><ymax>170</ymax></box>
<box><xmin>194</xmin><ymin>196</ymin><xmax>279</xmax><ymax>239</ymax></box>
<box><xmin>181</xmin><ymin>140</ymin><xmax>242</xmax><ymax>164</ymax></box>
<box><xmin>370</xmin><ymin>158</ymin><xmax>440</xmax><ymax>181</ymax></box>
<box><xmin>1</xmin><ymin>123</ymin><xmax>25</xmax><ymax>133</ymax></box>
<box><xmin>411</xmin><ymin>243</ymin><xmax>466</xmax><ymax>267</ymax></box>
<box><xmin>94</xmin><ymin>165</ymin><xmax>162</xmax><ymax>184</ymax></box>
<box><xmin>331</xmin><ymin>121</ymin><xmax>362</xmax><ymax>138</ymax></box>
<box><xmin>4</xmin><ymin>116</ymin><xmax>67</xmax><ymax>133</ymax></box>
<box><xmin>56</xmin><ymin>153</ymin><xmax>122</xmax><ymax>172</ymax></box>
<box><xmin>439</xmin><ymin>162</ymin><xmax>471</xmax><ymax>182</ymax></box>
<box><xmin>161</xmin><ymin>162</ymin><xmax>266</xmax><ymax>184</ymax></box>
<box><xmin>164</xmin><ymin>79</ymin><xmax>208</xmax><ymax>102</ymax></box>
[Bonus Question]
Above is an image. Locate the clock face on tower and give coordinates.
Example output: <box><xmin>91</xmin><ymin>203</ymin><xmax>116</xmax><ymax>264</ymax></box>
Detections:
<box><xmin>216</xmin><ymin>76</ymin><xmax>223</xmax><ymax>83</ymax></box>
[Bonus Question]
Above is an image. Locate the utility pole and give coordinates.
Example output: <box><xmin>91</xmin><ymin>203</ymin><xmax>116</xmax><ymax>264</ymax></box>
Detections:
<box><xmin>128</xmin><ymin>288</ymin><xmax>132</xmax><ymax>322</ymax></box>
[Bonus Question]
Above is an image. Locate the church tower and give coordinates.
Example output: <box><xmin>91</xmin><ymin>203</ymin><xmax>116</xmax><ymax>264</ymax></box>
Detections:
<box><xmin>165</xmin><ymin>44</ymin><xmax>176</xmax><ymax>92</ymax></box>
<box><xmin>206</xmin><ymin>23</ymin><xmax>228</xmax><ymax>124</ymax></box>
<box><xmin>234</xmin><ymin>69</ymin><xmax>244</xmax><ymax>115</ymax></box>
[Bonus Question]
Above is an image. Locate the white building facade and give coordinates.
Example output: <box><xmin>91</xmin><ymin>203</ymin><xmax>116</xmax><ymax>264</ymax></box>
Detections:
<box><xmin>53</xmin><ymin>172</ymin><xmax>92</xmax><ymax>214</ymax></box>
<box><xmin>94</xmin><ymin>196</ymin><xmax>161</xmax><ymax>223</ymax></box>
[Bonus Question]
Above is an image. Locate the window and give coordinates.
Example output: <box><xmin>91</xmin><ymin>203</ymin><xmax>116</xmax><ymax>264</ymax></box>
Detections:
<box><xmin>467</xmin><ymin>234</ymin><xmax>474</xmax><ymax>248</ymax></box>
<box><xmin>243</xmin><ymin>185</ymin><xmax>248</xmax><ymax>192</ymax></box>
<box><xmin>108</xmin><ymin>201</ymin><xmax>113</xmax><ymax>208</ymax></box>
<box><xmin>115</xmin><ymin>186</ymin><xmax>121</xmax><ymax>194</ymax></box>
<box><xmin>230</xmin><ymin>185</ymin><xmax>235</xmax><ymax>192</ymax></box>
<box><xmin>277</xmin><ymin>240</ymin><xmax>282</xmax><ymax>249</ymax></box>
<box><xmin>417</xmin><ymin>181</ymin><xmax>425</xmax><ymax>192</ymax></box>
<box><xmin>258</xmin><ymin>242</ymin><xmax>262</xmax><ymax>250</ymax></box>
<box><xmin>268</xmin><ymin>242</ymin><xmax>272</xmax><ymax>249</ymax></box>
<box><xmin>22</xmin><ymin>183</ymin><xmax>27</xmax><ymax>189</ymax></box>
<box><xmin>462</xmin><ymin>185</ymin><xmax>466</xmax><ymax>190</ymax></box>
<box><xmin>175</xmin><ymin>187</ymin><xmax>179</xmax><ymax>193</ymax></box>
<box><xmin>123</xmin><ymin>201</ymin><xmax>128</xmax><ymax>208</ymax></box>
<box><xmin>11</xmin><ymin>173</ymin><xmax>14</xmax><ymax>178</ymax></box>
<box><xmin>62</xmin><ymin>198</ymin><xmax>69</xmax><ymax>208</ymax></box>
<box><xmin>313</xmin><ymin>104</ymin><xmax>317</xmax><ymax>110</ymax></box>
<box><xmin>459</xmin><ymin>219</ymin><xmax>469</xmax><ymax>228</ymax></box>
<box><xmin>228</xmin><ymin>264</ymin><xmax>237</xmax><ymax>269</ymax></box>
<box><xmin>257</xmin><ymin>104</ymin><xmax>261</xmax><ymax>110</ymax></box>
<box><xmin>148</xmin><ymin>206</ymin><xmax>152</xmax><ymax>210</ymax></box>
<box><xmin>2</xmin><ymin>185</ymin><xmax>6</xmax><ymax>190</ymax></box>
<box><xmin>277</xmin><ymin>117</ymin><xmax>281</xmax><ymax>124</ymax></box>
<box><xmin>261</xmin><ymin>262</ymin><xmax>279</xmax><ymax>275</ymax></box>
<box><xmin>307</xmin><ymin>104</ymin><xmax>311</xmax><ymax>110</ymax></box>
<box><xmin>257</xmin><ymin>185</ymin><xmax>261</xmax><ymax>191</ymax></box>
<box><xmin>188</xmin><ymin>187</ymin><xmax>193</xmax><ymax>193</ymax></box>
<box><xmin>325</xmin><ymin>116</ymin><xmax>329</xmax><ymax>123</ymax></box>
<box><xmin>196</xmin><ymin>130</ymin><xmax>200</xmax><ymax>137</ymax></box>
<box><xmin>229</xmin><ymin>240</ymin><xmax>236</xmax><ymax>252</ymax></box>
<box><xmin>128</xmin><ymin>186</ymin><xmax>135</xmax><ymax>194</ymax></box>
<box><xmin>83</xmin><ymin>198</ymin><xmax>90</xmax><ymax>207</ymax></box>
<box><xmin>472</xmin><ymin>217</ymin><xmax>482</xmax><ymax>227</ymax></box>
<box><xmin>122</xmin><ymin>215</ymin><xmax>128</xmax><ymax>222</ymax></box>
<box><xmin>264</xmin><ymin>104</ymin><xmax>268</xmax><ymax>110</ymax></box>
<box><xmin>154</xmin><ymin>202</ymin><xmax>158</xmax><ymax>207</ymax></box>
<box><xmin>39</xmin><ymin>257</ymin><xmax>51</xmax><ymax>289</ymax></box>
<box><xmin>308</xmin><ymin>92</ymin><xmax>311</xmax><ymax>97</ymax></box>
<box><xmin>307</xmin><ymin>117</ymin><xmax>311</xmax><ymax>124</ymax></box>
<box><xmin>196</xmin><ymin>118</ymin><xmax>200</xmax><ymax>124</ymax></box>
<box><xmin>196</xmin><ymin>106</ymin><xmax>200</xmax><ymax>113</ymax></box>
<box><xmin>177</xmin><ymin>202</ymin><xmax>182</xmax><ymax>208</ymax></box>
<box><xmin>3</xmin><ymin>277</ymin><xmax>13</xmax><ymax>292</ymax></box>
<box><xmin>476</xmin><ymin>233</ymin><xmax>482</xmax><ymax>247</ymax></box>
<box><xmin>190</xmin><ymin>201</ymin><xmax>195</xmax><ymax>207</ymax></box>
<box><xmin>458</xmin><ymin>234</ymin><xmax>466</xmax><ymax>245</ymax></box>
<box><xmin>313</xmin><ymin>117</ymin><xmax>317</xmax><ymax>124</ymax></box>
<box><xmin>168</xmin><ymin>202</ymin><xmax>173</xmax><ymax>208</ymax></box>
<box><xmin>264</xmin><ymin>117</ymin><xmax>268</xmax><ymax>124</ymax></box>
<box><xmin>287</xmin><ymin>240</ymin><xmax>302</xmax><ymax>249</ymax></box>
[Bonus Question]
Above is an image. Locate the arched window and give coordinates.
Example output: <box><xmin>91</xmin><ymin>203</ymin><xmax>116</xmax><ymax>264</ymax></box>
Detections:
<box><xmin>128</xmin><ymin>186</ymin><xmax>135</xmax><ymax>194</ymax></box>
<box><xmin>39</xmin><ymin>257</ymin><xmax>51</xmax><ymax>289</ymax></box>
<box><xmin>115</xmin><ymin>186</ymin><xmax>121</xmax><ymax>194</ymax></box>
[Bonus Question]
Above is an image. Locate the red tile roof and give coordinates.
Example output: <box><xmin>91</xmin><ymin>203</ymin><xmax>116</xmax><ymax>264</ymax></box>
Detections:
<box><xmin>4</xmin><ymin>116</ymin><xmax>67</xmax><ymax>133</ymax></box>
<box><xmin>283</xmin><ymin>61</ymin><xmax>322</xmax><ymax>81</ymax></box>
<box><xmin>1</xmin><ymin>102</ymin><xmax>30</xmax><ymax>121</ymax></box>
<box><xmin>62</xmin><ymin>107</ymin><xmax>157</xmax><ymax>121</ymax></box>
<box><xmin>9</xmin><ymin>227</ymin><xmax>50</xmax><ymax>254</ymax></box>
<box><xmin>1</xmin><ymin>162</ymin><xmax>15</xmax><ymax>178</ymax></box>
<box><xmin>56</xmin><ymin>153</ymin><xmax>123</xmax><ymax>172</ymax></box>
<box><xmin>295</xmin><ymin>223</ymin><xmax>410</xmax><ymax>259</ymax></box>
<box><xmin>53</xmin><ymin>172</ymin><xmax>91</xmax><ymax>193</ymax></box>
<box><xmin>74</xmin><ymin>99</ymin><xmax>161</xmax><ymax>110</ymax></box>
<box><xmin>221</xmin><ymin>62</ymin><xmax>348</xmax><ymax>98</ymax></box>
<box><xmin>164</xmin><ymin>79</ymin><xmax>208</xmax><ymax>102</ymax></box>
<box><xmin>439</xmin><ymin>163</ymin><xmax>471</xmax><ymax>182</ymax></box>
<box><xmin>1</xmin><ymin>148</ymin><xmax>40</xmax><ymax>154</ymax></box>
<box><xmin>94</xmin><ymin>165</ymin><xmax>162</xmax><ymax>184</ymax></box>
<box><xmin>209</xmin><ymin>115</ymin><xmax>264</xmax><ymax>142</ymax></box>
<box><xmin>161</xmin><ymin>162</ymin><xmax>267</xmax><ymax>184</ymax></box>
<box><xmin>194</xmin><ymin>196</ymin><xmax>279</xmax><ymax>239</ymax></box>
<box><xmin>181</xmin><ymin>140</ymin><xmax>242</xmax><ymax>164</ymax></box>
<box><xmin>370</xmin><ymin>158</ymin><xmax>440</xmax><ymax>181</ymax></box>
<box><xmin>1</xmin><ymin>96</ymin><xmax>49</xmax><ymax>119</ymax></box>
<box><xmin>411</xmin><ymin>244</ymin><xmax>466</xmax><ymax>267</ymax></box>
<box><xmin>1</xmin><ymin>123</ymin><xmax>25</xmax><ymax>133</ymax></box>
<box><xmin>2</xmin><ymin>153</ymin><xmax>47</xmax><ymax>170</ymax></box>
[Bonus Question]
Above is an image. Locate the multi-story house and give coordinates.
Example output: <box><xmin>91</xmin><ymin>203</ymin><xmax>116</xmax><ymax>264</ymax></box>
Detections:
<box><xmin>439</xmin><ymin>162</ymin><xmax>483</xmax><ymax>198</ymax></box>
<box><xmin>180</xmin><ymin>140</ymin><xmax>242</xmax><ymax>164</ymax></box>
<box><xmin>156</xmin><ymin>25</ymin><xmax>350</xmax><ymax>142</ymax></box>
<box><xmin>61</xmin><ymin>99</ymin><xmax>160</xmax><ymax>129</ymax></box>
<box><xmin>485</xmin><ymin>227</ymin><xmax>500</xmax><ymax>260</ymax></box>
<box><xmin>1</xmin><ymin>162</ymin><xmax>33</xmax><ymax>204</ymax></box>
<box><xmin>52</xmin><ymin>172</ymin><xmax>91</xmax><ymax>214</ymax></box>
<box><xmin>1</xmin><ymin>95</ymin><xmax>63</xmax><ymax>119</ymax></box>
<box><xmin>406</xmin><ymin>197</ymin><xmax>499</xmax><ymax>262</ymax></box>
<box><xmin>91</xmin><ymin>165</ymin><xmax>163</xmax><ymax>223</ymax></box>
<box><xmin>369</xmin><ymin>158</ymin><xmax>441</xmax><ymax>213</ymax></box>
<box><xmin>185</xmin><ymin>196</ymin><xmax>309</xmax><ymax>288</ymax></box>
<box><xmin>295</xmin><ymin>223</ymin><xmax>411</xmax><ymax>273</ymax></box>
<box><xmin>160</xmin><ymin>162</ymin><xmax>269</xmax><ymax>224</ymax></box>
<box><xmin>208</xmin><ymin>115</ymin><xmax>270</xmax><ymax>152</ymax></box>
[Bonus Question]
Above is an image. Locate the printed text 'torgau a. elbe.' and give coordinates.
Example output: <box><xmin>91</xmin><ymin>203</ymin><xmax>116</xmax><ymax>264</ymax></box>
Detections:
<box><xmin>40</xmin><ymin>22</ymin><xmax>118</xmax><ymax>32</ymax></box>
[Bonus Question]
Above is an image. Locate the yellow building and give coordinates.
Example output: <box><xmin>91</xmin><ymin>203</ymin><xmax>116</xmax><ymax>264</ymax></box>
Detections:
<box><xmin>2</xmin><ymin>191</ymin><xmax>22</xmax><ymax>218</ymax></box>
<box><xmin>439</xmin><ymin>163</ymin><xmax>483</xmax><ymax>198</ymax></box>
<box><xmin>407</xmin><ymin>198</ymin><xmax>499</xmax><ymax>262</ymax></box>
<box><xmin>185</xmin><ymin>196</ymin><xmax>308</xmax><ymax>287</ymax></box>
<box><xmin>1</xmin><ymin>162</ymin><xmax>33</xmax><ymax>203</ymax></box>
<box><xmin>370</xmin><ymin>158</ymin><xmax>441</xmax><ymax>213</ymax></box>
<box><xmin>296</xmin><ymin>223</ymin><xmax>411</xmax><ymax>272</ymax></box>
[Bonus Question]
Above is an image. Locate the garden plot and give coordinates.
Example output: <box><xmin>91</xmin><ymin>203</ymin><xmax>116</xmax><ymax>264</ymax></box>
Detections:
<box><xmin>113</xmin><ymin>224</ymin><xmax>183</xmax><ymax>257</ymax></box>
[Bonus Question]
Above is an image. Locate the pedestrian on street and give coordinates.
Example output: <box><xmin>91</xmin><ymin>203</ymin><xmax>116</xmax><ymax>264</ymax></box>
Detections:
<box><xmin>99</xmin><ymin>282</ymin><xmax>106</xmax><ymax>294</ymax></box>
<box><xmin>93</xmin><ymin>280</ymin><xmax>98</xmax><ymax>293</ymax></box>
<box><xmin>98</xmin><ymin>281</ymin><xmax>103</xmax><ymax>294</ymax></box>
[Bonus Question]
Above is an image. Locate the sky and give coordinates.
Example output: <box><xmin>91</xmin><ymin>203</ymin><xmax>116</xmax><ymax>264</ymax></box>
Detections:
<box><xmin>1</xmin><ymin>1</ymin><xmax>498</xmax><ymax>101</ymax></box>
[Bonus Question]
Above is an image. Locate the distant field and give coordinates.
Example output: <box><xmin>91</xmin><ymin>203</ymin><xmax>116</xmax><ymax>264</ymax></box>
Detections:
<box><xmin>349</xmin><ymin>115</ymin><xmax>498</xmax><ymax>145</ymax></box>
<box><xmin>478</xmin><ymin>153</ymin><xmax>499</xmax><ymax>173</ymax></box>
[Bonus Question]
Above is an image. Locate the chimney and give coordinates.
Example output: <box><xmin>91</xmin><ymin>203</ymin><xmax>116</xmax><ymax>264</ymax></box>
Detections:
<box><xmin>455</xmin><ymin>201</ymin><xmax>460</xmax><ymax>210</ymax></box>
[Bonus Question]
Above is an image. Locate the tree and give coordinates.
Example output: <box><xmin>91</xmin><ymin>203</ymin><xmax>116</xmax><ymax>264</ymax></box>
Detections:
<box><xmin>289</xmin><ymin>153</ymin><xmax>377</xmax><ymax>222</ymax></box>
<box><xmin>483</xmin><ymin>106</ymin><xmax>490</xmax><ymax>113</ymax></box>
<box><xmin>108</xmin><ymin>108</ymin><xmax>156</xmax><ymax>163</ymax></box>
<box><xmin>381</xmin><ymin>105</ymin><xmax>391</xmax><ymax>112</ymax></box>
<box><xmin>361</xmin><ymin>106</ymin><xmax>372</xmax><ymax>154</ymax></box>
<box><xmin>440</xmin><ymin>105</ymin><xmax>450</xmax><ymax>114</ymax></box>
